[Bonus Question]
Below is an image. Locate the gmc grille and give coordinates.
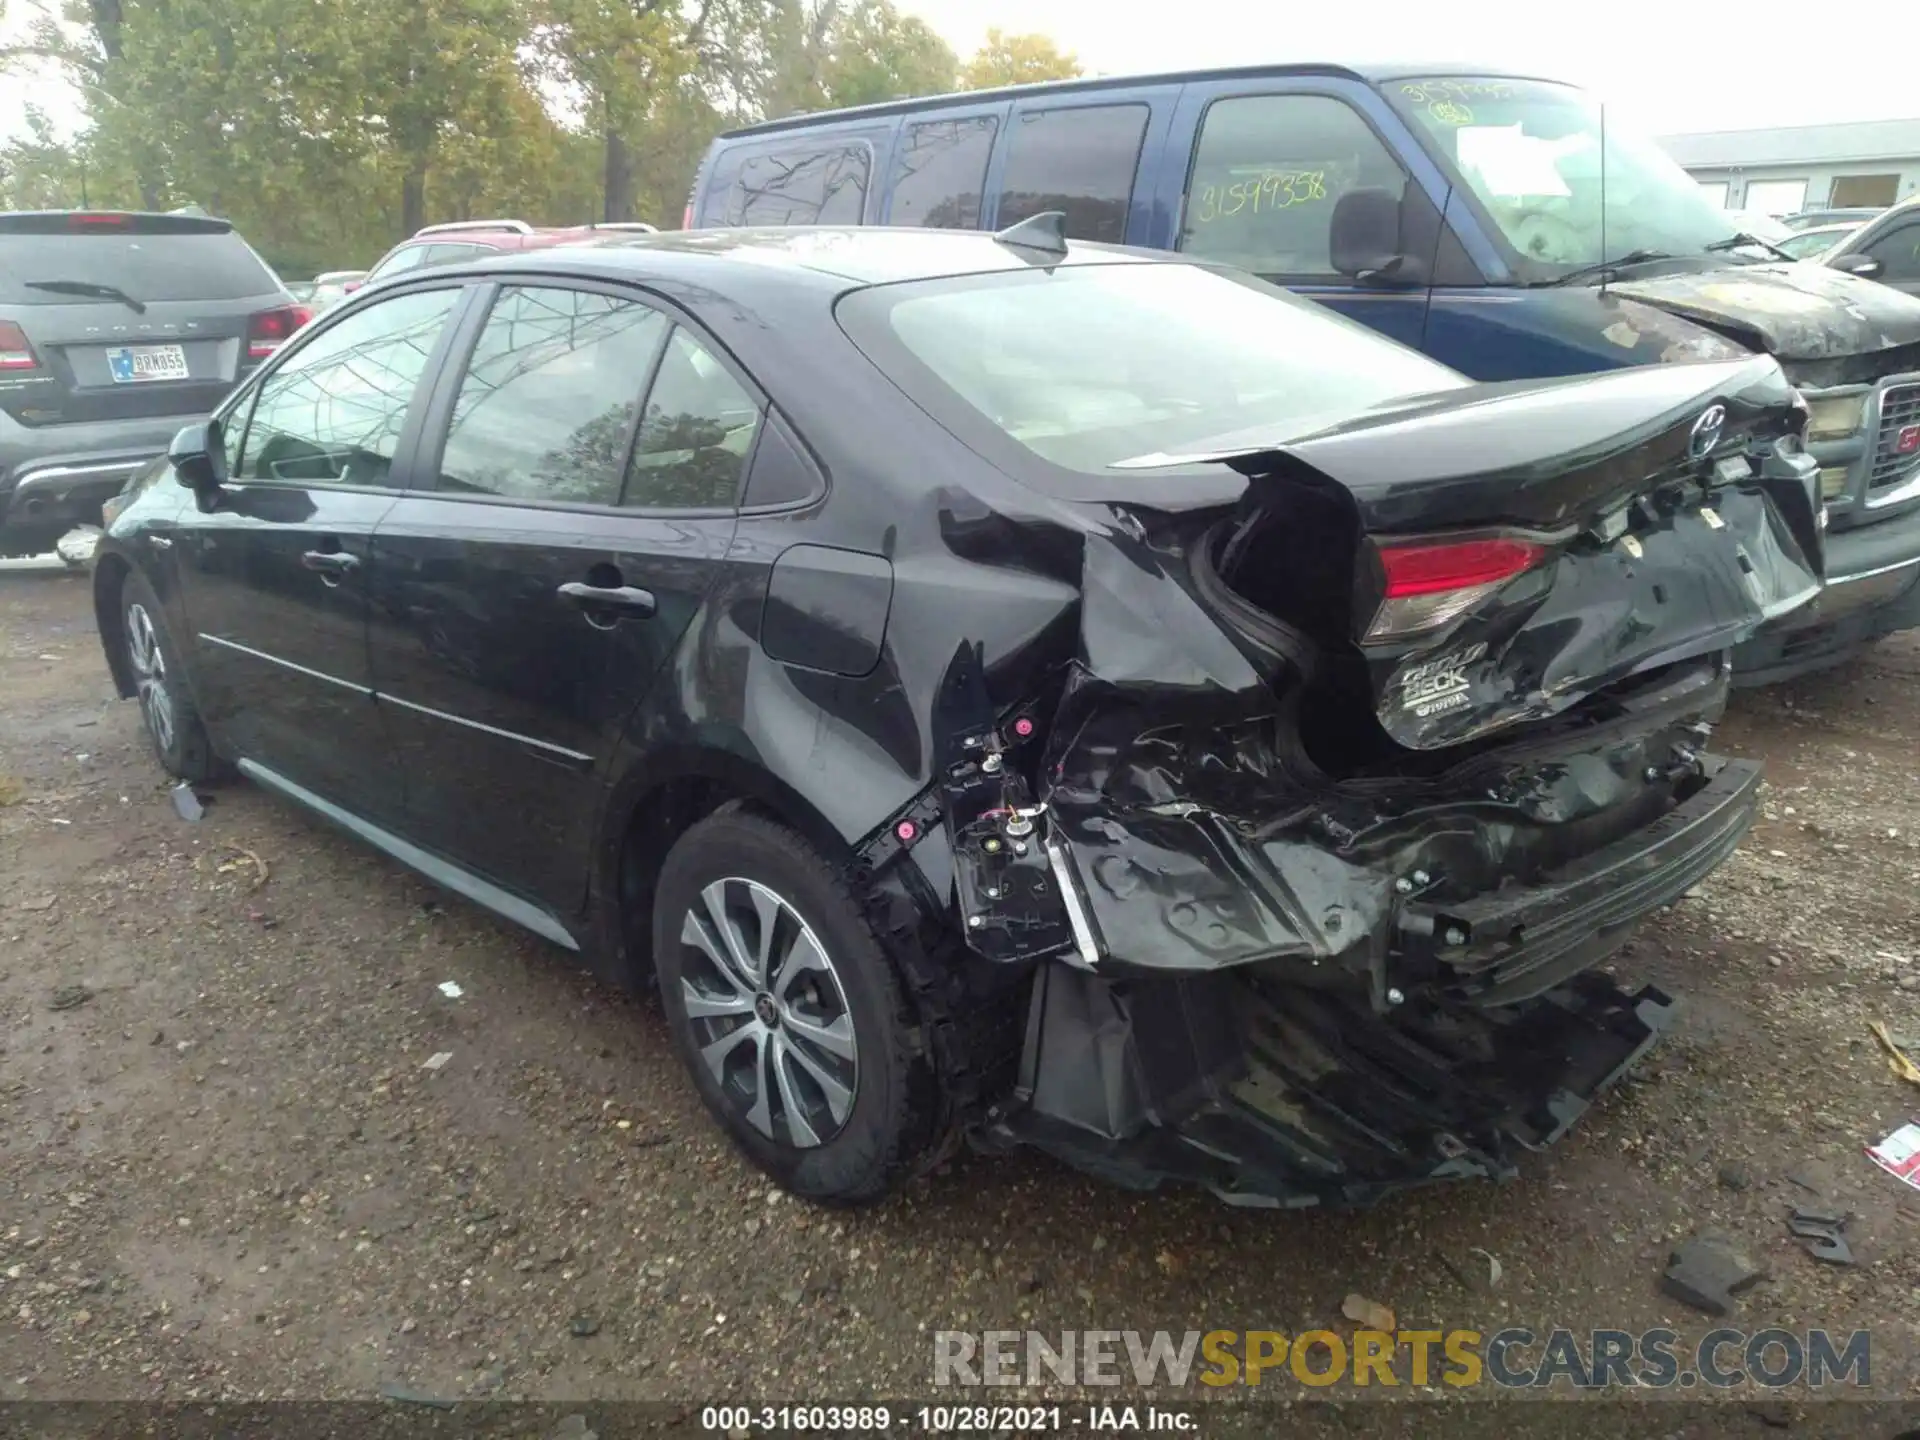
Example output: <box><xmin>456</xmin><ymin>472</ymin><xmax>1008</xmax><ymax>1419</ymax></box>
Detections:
<box><xmin>1871</xmin><ymin>383</ymin><xmax>1920</xmax><ymax>491</ymax></box>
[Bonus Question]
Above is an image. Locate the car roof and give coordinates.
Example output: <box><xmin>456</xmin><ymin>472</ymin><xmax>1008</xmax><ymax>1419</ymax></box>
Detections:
<box><xmin>399</xmin><ymin>230</ymin><xmax>528</xmax><ymax>247</ymax></box>
<box><xmin>719</xmin><ymin>63</ymin><xmax>1567</xmax><ymax>139</ymax></box>
<box><xmin>446</xmin><ymin>226</ymin><xmax>1165</xmax><ymax>289</ymax></box>
<box><xmin>0</xmin><ymin>209</ymin><xmax>236</xmax><ymax>235</ymax></box>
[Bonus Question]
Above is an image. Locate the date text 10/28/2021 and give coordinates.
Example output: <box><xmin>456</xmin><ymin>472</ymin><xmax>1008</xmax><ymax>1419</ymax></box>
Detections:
<box><xmin>699</xmin><ymin>1407</ymin><xmax>1195</xmax><ymax>1432</ymax></box>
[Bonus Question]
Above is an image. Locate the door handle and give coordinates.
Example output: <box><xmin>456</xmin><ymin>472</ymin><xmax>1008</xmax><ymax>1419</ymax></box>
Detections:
<box><xmin>301</xmin><ymin>549</ymin><xmax>360</xmax><ymax>577</ymax></box>
<box><xmin>557</xmin><ymin>581</ymin><xmax>656</xmax><ymax>620</ymax></box>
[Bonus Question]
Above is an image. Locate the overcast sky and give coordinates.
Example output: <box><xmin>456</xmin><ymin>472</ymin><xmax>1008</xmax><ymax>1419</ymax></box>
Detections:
<box><xmin>7</xmin><ymin>0</ymin><xmax>1917</xmax><ymax>141</ymax></box>
<box><xmin>908</xmin><ymin>0</ymin><xmax>1919</xmax><ymax>137</ymax></box>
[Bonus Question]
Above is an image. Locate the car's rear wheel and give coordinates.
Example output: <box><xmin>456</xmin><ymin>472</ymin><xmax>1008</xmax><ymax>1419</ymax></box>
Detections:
<box><xmin>120</xmin><ymin>571</ymin><xmax>221</xmax><ymax>783</ymax></box>
<box><xmin>653</xmin><ymin>809</ymin><xmax>941</xmax><ymax>1204</ymax></box>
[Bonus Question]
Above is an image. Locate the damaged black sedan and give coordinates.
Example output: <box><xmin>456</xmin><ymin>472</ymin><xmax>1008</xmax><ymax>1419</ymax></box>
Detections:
<box><xmin>91</xmin><ymin>227</ymin><xmax>1823</xmax><ymax>1208</ymax></box>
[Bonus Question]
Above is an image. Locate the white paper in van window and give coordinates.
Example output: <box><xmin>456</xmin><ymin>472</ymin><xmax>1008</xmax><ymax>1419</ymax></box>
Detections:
<box><xmin>1456</xmin><ymin>126</ymin><xmax>1572</xmax><ymax>199</ymax></box>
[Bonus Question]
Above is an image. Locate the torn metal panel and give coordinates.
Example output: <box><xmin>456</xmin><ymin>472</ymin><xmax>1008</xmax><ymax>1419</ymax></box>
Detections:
<box><xmin>1362</xmin><ymin>482</ymin><xmax>1818</xmax><ymax>751</ymax></box>
<box><xmin>1075</xmin><ymin>525</ymin><xmax>1269</xmax><ymax>695</ymax></box>
<box><xmin>1210</xmin><ymin>354</ymin><xmax>1811</xmax><ymax>533</ymax></box>
<box><xmin>1034</xmin><ymin>656</ymin><xmax>1749</xmax><ymax>985</ymax></box>
<box><xmin>936</xmin><ymin>354</ymin><xmax>1807</xmax><ymax>983</ymax></box>
<box><xmin>1189</xmin><ymin>356</ymin><xmax>1823</xmax><ymax>750</ymax></box>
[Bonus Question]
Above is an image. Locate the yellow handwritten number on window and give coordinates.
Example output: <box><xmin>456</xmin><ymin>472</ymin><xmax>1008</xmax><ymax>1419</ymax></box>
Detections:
<box><xmin>1194</xmin><ymin>171</ymin><xmax>1327</xmax><ymax>225</ymax></box>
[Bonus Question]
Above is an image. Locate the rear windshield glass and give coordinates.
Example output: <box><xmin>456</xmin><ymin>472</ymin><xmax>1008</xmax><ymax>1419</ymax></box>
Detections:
<box><xmin>0</xmin><ymin>231</ymin><xmax>281</xmax><ymax>306</ymax></box>
<box><xmin>837</xmin><ymin>263</ymin><xmax>1465</xmax><ymax>476</ymax></box>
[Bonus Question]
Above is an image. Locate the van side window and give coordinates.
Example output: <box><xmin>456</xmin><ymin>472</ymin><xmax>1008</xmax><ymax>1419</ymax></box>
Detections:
<box><xmin>725</xmin><ymin>146</ymin><xmax>870</xmax><ymax>225</ymax></box>
<box><xmin>995</xmin><ymin>104</ymin><xmax>1148</xmax><ymax>244</ymax></box>
<box><xmin>889</xmin><ymin>116</ymin><xmax>1000</xmax><ymax>228</ymax></box>
<box><xmin>1180</xmin><ymin>95</ymin><xmax>1408</xmax><ymax>278</ymax></box>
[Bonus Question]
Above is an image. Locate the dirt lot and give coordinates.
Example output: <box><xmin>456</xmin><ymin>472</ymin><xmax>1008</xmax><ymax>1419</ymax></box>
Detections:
<box><xmin>3</xmin><ymin>557</ymin><xmax>1920</xmax><ymax>1431</ymax></box>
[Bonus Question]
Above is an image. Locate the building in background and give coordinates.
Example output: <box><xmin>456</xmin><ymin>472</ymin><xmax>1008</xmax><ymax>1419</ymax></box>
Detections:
<box><xmin>1660</xmin><ymin>119</ymin><xmax>1920</xmax><ymax>215</ymax></box>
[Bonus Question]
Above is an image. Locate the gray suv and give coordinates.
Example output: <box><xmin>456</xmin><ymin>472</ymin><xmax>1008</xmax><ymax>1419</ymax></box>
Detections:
<box><xmin>0</xmin><ymin>210</ymin><xmax>302</xmax><ymax>558</ymax></box>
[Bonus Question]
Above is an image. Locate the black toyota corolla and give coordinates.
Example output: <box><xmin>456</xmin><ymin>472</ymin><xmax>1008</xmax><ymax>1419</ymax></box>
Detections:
<box><xmin>91</xmin><ymin>223</ymin><xmax>1825</xmax><ymax>1208</ymax></box>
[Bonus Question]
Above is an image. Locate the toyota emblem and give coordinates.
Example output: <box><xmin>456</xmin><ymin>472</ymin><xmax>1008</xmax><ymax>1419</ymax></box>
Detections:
<box><xmin>1688</xmin><ymin>404</ymin><xmax>1727</xmax><ymax>461</ymax></box>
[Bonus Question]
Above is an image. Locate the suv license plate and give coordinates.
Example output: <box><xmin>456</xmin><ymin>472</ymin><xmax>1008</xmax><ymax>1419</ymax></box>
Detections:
<box><xmin>107</xmin><ymin>344</ymin><xmax>189</xmax><ymax>383</ymax></box>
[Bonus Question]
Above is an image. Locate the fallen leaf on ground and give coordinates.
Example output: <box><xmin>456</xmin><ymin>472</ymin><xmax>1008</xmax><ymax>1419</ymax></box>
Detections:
<box><xmin>217</xmin><ymin>846</ymin><xmax>270</xmax><ymax>890</ymax></box>
<box><xmin>1870</xmin><ymin>1020</ymin><xmax>1920</xmax><ymax>1086</ymax></box>
<box><xmin>1471</xmin><ymin>1247</ymin><xmax>1504</xmax><ymax>1287</ymax></box>
<box><xmin>1341</xmin><ymin>1292</ymin><xmax>1396</xmax><ymax>1331</ymax></box>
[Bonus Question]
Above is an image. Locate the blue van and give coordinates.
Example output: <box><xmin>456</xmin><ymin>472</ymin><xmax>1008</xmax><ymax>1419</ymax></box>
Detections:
<box><xmin>688</xmin><ymin>64</ymin><xmax>1920</xmax><ymax>683</ymax></box>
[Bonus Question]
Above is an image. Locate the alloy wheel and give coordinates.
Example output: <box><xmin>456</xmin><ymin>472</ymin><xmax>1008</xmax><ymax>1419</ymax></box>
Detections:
<box><xmin>678</xmin><ymin>877</ymin><xmax>859</xmax><ymax>1149</ymax></box>
<box><xmin>125</xmin><ymin>601</ymin><xmax>175</xmax><ymax>755</ymax></box>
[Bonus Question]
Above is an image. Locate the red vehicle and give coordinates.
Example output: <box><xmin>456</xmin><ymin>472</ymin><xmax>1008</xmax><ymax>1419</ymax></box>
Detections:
<box><xmin>355</xmin><ymin>219</ymin><xmax>658</xmax><ymax>292</ymax></box>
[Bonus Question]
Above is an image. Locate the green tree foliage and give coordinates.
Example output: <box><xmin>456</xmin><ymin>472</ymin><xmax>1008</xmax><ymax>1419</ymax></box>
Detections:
<box><xmin>1</xmin><ymin>0</ymin><xmax>1077</xmax><ymax>271</ymax></box>
<box><xmin>815</xmin><ymin>0</ymin><xmax>956</xmax><ymax>108</ymax></box>
<box><xmin>960</xmin><ymin>27</ymin><xmax>1081</xmax><ymax>90</ymax></box>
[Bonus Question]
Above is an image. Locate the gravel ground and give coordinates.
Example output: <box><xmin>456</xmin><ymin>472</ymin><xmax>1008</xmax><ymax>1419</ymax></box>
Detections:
<box><xmin>3</xmin><ymin>557</ymin><xmax>1919</xmax><ymax>1434</ymax></box>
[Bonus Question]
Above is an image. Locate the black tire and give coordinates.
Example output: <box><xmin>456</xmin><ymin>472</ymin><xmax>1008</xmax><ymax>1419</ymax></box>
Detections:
<box><xmin>119</xmin><ymin>570</ymin><xmax>222</xmax><ymax>783</ymax></box>
<box><xmin>653</xmin><ymin>809</ymin><xmax>943</xmax><ymax>1205</ymax></box>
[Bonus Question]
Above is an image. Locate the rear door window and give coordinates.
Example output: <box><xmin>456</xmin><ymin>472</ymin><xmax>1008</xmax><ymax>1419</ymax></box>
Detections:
<box><xmin>994</xmin><ymin>104</ymin><xmax>1148</xmax><ymax>244</ymax></box>
<box><xmin>625</xmin><ymin>327</ymin><xmax>762</xmax><ymax>509</ymax></box>
<box><xmin>888</xmin><ymin>116</ymin><xmax>1000</xmax><ymax>229</ymax></box>
<box><xmin>1179</xmin><ymin>94</ymin><xmax>1409</xmax><ymax>278</ymax></box>
<box><xmin>0</xmin><ymin>228</ymin><xmax>280</xmax><ymax>305</ymax></box>
<box><xmin>724</xmin><ymin>145</ymin><xmax>870</xmax><ymax>225</ymax></box>
<box><xmin>434</xmin><ymin>285</ymin><xmax>670</xmax><ymax>505</ymax></box>
<box><xmin>234</xmin><ymin>287</ymin><xmax>461</xmax><ymax>487</ymax></box>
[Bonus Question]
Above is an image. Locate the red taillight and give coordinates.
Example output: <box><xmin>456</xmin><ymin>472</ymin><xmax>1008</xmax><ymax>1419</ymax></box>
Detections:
<box><xmin>1368</xmin><ymin>537</ymin><xmax>1546</xmax><ymax>641</ymax></box>
<box><xmin>682</xmin><ymin>203</ymin><xmax>694</xmax><ymax>229</ymax></box>
<box><xmin>247</xmin><ymin>305</ymin><xmax>310</xmax><ymax>359</ymax></box>
<box><xmin>0</xmin><ymin>318</ymin><xmax>39</xmax><ymax>371</ymax></box>
<box><xmin>68</xmin><ymin>212</ymin><xmax>130</xmax><ymax>230</ymax></box>
<box><xmin>1380</xmin><ymin>538</ymin><xmax>1545</xmax><ymax>597</ymax></box>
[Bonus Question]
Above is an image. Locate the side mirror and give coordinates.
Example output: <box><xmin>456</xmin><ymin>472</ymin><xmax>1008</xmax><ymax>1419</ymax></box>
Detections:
<box><xmin>1831</xmin><ymin>253</ymin><xmax>1884</xmax><ymax>279</ymax></box>
<box><xmin>1330</xmin><ymin>186</ymin><xmax>1426</xmax><ymax>286</ymax></box>
<box><xmin>169</xmin><ymin>420</ymin><xmax>227</xmax><ymax>494</ymax></box>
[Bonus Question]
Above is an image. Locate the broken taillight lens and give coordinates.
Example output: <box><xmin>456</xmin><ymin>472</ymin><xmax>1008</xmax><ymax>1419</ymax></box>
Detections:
<box><xmin>1366</xmin><ymin>537</ymin><xmax>1546</xmax><ymax>641</ymax></box>
<box><xmin>247</xmin><ymin>304</ymin><xmax>311</xmax><ymax>359</ymax></box>
<box><xmin>0</xmin><ymin>318</ymin><xmax>39</xmax><ymax>371</ymax></box>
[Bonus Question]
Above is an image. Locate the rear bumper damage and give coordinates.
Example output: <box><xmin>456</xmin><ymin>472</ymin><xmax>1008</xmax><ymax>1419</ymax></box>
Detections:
<box><xmin>904</xmin><ymin>361</ymin><xmax>1805</xmax><ymax>1203</ymax></box>
<box><xmin>896</xmin><ymin>502</ymin><xmax>1785</xmax><ymax>1198</ymax></box>
<box><xmin>1403</xmin><ymin>756</ymin><xmax>1761</xmax><ymax>1006</ymax></box>
<box><xmin>919</xmin><ymin>651</ymin><xmax>1759</xmax><ymax>1204</ymax></box>
<box><xmin>976</xmin><ymin>754</ymin><xmax>1757</xmax><ymax>1206</ymax></box>
<box><xmin>985</xmin><ymin>966</ymin><xmax>1677</xmax><ymax>1208</ymax></box>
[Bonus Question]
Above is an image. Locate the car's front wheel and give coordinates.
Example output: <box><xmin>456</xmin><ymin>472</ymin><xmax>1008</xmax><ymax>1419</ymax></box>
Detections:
<box><xmin>120</xmin><ymin>571</ymin><xmax>221</xmax><ymax>783</ymax></box>
<box><xmin>653</xmin><ymin>809</ymin><xmax>942</xmax><ymax>1204</ymax></box>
